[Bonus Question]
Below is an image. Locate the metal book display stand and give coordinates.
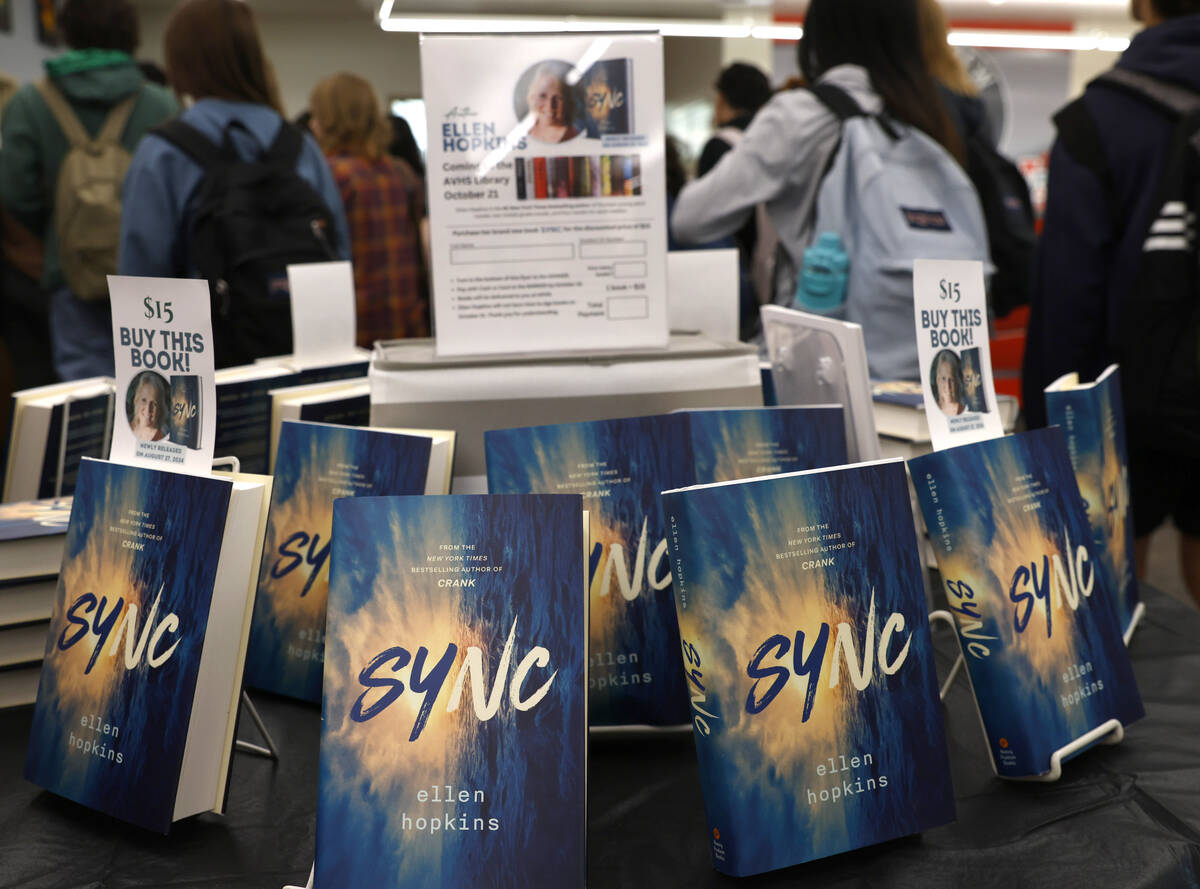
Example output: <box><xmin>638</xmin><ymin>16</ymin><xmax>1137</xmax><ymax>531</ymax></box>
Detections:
<box><xmin>210</xmin><ymin>456</ymin><xmax>281</xmax><ymax>763</ymax></box>
<box><xmin>929</xmin><ymin>609</ymin><xmax>1131</xmax><ymax>783</ymax></box>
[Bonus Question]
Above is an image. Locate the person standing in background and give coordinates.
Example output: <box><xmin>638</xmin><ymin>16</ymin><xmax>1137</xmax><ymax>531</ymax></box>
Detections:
<box><xmin>1023</xmin><ymin>0</ymin><xmax>1200</xmax><ymax>603</ymax></box>
<box><xmin>695</xmin><ymin>62</ymin><xmax>773</xmax><ymax>340</ymax></box>
<box><xmin>119</xmin><ymin>0</ymin><xmax>350</xmax><ymax>367</ymax></box>
<box><xmin>310</xmin><ymin>72</ymin><xmax>429</xmax><ymax>346</ymax></box>
<box><xmin>0</xmin><ymin>0</ymin><xmax>176</xmax><ymax>380</ymax></box>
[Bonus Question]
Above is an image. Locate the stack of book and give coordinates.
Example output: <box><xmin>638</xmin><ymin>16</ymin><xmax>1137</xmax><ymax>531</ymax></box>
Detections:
<box><xmin>0</xmin><ymin>497</ymin><xmax>72</xmax><ymax>708</ymax></box>
<box><xmin>2</xmin><ymin>377</ymin><xmax>115</xmax><ymax>502</ymax></box>
<box><xmin>214</xmin><ymin>353</ymin><xmax>370</xmax><ymax>476</ymax></box>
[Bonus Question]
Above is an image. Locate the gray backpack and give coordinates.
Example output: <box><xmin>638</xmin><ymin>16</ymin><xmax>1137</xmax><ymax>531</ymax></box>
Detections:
<box><xmin>36</xmin><ymin>80</ymin><xmax>137</xmax><ymax>301</ymax></box>
<box><xmin>809</xmin><ymin>83</ymin><xmax>990</xmax><ymax>381</ymax></box>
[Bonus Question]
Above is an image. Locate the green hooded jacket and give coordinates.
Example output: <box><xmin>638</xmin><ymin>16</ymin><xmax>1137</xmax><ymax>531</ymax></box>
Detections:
<box><xmin>0</xmin><ymin>50</ymin><xmax>178</xmax><ymax>290</ymax></box>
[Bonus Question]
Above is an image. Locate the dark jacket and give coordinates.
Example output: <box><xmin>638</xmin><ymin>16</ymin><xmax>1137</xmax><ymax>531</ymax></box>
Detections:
<box><xmin>0</xmin><ymin>51</ymin><xmax>177</xmax><ymax>290</ymax></box>
<box><xmin>1022</xmin><ymin>14</ymin><xmax>1200</xmax><ymax>428</ymax></box>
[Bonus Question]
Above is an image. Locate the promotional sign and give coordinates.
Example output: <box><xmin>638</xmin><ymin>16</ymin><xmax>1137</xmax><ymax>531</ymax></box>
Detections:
<box><xmin>420</xmin><ymin>32</ymin><xmax>669</xmax><ymax>357</ymax></box>
<box><xmin>107</xmin><ymin>276</ymin><xmax>216</xmax><ymax>475</ymax></box>
<box><xmin>912</xmin><ymin>259</ymin><xmax>1003</xmax><ymax>450</ymax></box>
<box><xmin>287</xmin><ymin>261</ymin><xmax>358</xmax><ymax>365</ymax></box>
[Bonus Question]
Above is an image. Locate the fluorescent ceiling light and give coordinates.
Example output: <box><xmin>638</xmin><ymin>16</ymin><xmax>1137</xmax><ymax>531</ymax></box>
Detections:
<box><xmin>377</xmin><ymin>4</ymin><xmax>1126</xmax><ymax>52</ymax></box>
<box><xmin>949</xmin><ymin>29</ymin><xmax>1130</xmax><ymax>51</ymax></box>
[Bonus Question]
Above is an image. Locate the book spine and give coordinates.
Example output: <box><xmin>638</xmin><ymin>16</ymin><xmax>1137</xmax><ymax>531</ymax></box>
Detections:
<box><xmin>664</xmin><ymin>494</ymin><xmax>735</xmax><ymax>874</ymax></box>
<box><xmin>515</xmin><ymin>157</ymin><xmax>526</xmax><ymax>200</ymax></box>
<box><xmin>533</xmin><ymin>157</ymin><xmax>548</xmax><ymax>199</ymax></box>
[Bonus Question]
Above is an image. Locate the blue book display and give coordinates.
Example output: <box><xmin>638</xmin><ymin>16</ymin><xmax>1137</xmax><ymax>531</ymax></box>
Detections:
<box><xmin>23</xmin><ymin>458</ymin><xmax>266</xmax><ymax>832</ymax></box>
<box><xmin>1045</xmin><ymin>365</ymin><xmax>1141</xmax><ymax>636</ymax></box>
<box><xmin>486</xmin><ymin>407</ymin><xmax>846</xmax><ymax>727</ymax></box>
<box><xmin>316</xmin><ymin>494</ymin><xmax>586</xmax><ymax>889</ymax></box>
<box><xmin>910</xmin><ymin>428</ymin><xmax>1145</xmax><ymax>778</ymax></box>
<box><xmin>244</xmin><ymin>421</ymin><xmax>454</xmax><ymax>702</ymax></box>
<box><xmin>661</xmin><ymin>460</ymin><xmax>954</xmax><ymax>876</ymax></box>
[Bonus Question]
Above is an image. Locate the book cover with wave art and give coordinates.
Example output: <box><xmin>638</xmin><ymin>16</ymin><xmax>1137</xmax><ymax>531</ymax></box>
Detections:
<box><xmin>1045</xmin><ymin>364</ymin><xmax>1140</xmax><ymax>636</ymax></box>
<box><xmin>910</xmin><ymin>427</ymin><xmax>1144</xmax><ymax>778</ymax></box>
<box><xmin>245</xmin><ymin>421</ymin><xmax>435</xmax><ymax>703</ymax></box>
<box><xmin>23</xmin><ymin>459</ymin><xmax>233</xmax><ymax>832</ymax></box>
<box><xmin>662</xmin><ymin>459</ymin><xmax>953</xmax><ymax>877</ymax></box>
<box><xmin>316</xmin><ymin>494</ymin><xmax>586</xmax><ymax>889</ymax></box>
<box><xmin>486</xmin><ymin>408</ymin><xmax>846</xmax><ymax>727</ymax></box>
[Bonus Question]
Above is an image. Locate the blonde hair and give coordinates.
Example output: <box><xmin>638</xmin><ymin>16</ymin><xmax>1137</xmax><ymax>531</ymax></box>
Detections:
<box><xmin>917</xmin><ymin>0</ymin><xmax>978</xmax><ymax>97</ymax></box>
<box><xmin>310</xmin><ymin>72</ymin><xmax>388</xmax><ymax>161</ymax></box>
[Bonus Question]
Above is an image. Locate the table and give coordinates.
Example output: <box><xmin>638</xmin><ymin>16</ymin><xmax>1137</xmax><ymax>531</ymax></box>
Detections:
<box><xmin>2</xmin><ymin>583</ymin><xmax>1198</xmax><ymax>889</ymax></box>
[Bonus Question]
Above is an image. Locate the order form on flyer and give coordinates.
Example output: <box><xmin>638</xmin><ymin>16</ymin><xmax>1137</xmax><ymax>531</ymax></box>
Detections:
<box><xmin>420</xmin><ymin>32</ymin><xmax>669</xmax><ymax>357</ymax></box>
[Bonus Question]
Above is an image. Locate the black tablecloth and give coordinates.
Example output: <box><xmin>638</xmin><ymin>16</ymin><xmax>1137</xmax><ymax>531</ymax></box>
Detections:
<box><xmin>2</xmin><ymin>584</ymin><xmax>1199</xmax><ymax>889</ymax></box>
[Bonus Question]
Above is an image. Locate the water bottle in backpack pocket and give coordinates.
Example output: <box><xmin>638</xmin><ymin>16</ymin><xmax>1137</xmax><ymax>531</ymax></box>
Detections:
<box><xmin>794</xmin><ymin>232</ymin><xmax>849</xmax><ymax>314</ymax></box>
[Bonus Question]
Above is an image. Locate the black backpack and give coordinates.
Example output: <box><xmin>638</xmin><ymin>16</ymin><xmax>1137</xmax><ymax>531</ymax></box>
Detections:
<box><xmin>151</xmin><ymin>119</ymin><xmax>337</xmax><ymax>368</ymax></box>
<box><xmin>962</xmin><ymin>129</ymin><xmax>1037</xmax><ymax>319</ymax></box>
<box><xmin>1055</xmin><ymin>68</ymin><xmax>1200</xmax><ymax>454</ymax></box>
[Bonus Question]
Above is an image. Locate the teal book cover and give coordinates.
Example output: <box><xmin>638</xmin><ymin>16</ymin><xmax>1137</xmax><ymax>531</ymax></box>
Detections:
<box><xmin>910</xmin><ymin>428</ymin><xmax>1144</xmax><ymax>778</ymax></box>
<box><xmin>485</xmin><ymin>409</ymin><xmax>848</xmax><ymax>727</ymax></box>
<box><xmin>245</xmin><ymin>421</ymin><xmax>433</xmax><ymax>702</ymax></box>
<box><xmin>316</xmin><ymin>494</ymin><xmax>586</xmax><ymax>889</ymax></box>
<box><xmin>1045</xmin><ymin>365</ymin><xmax>1140</xmax><ymax>635</ymax></box>
<box><xmin>662</xmin><ymin>460</ymin><xmax>953</xmax><ymax>877</ymax></box>
<box><xmin>23</xmin><ymin>459</ymin><xmax>232</xmax><ymax>832</ymax></box>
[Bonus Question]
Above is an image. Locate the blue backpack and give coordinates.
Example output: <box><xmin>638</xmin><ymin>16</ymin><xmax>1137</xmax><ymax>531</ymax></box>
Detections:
<box><xmin>802</xmin><ymin>83</ymin><xmax>990</xmax><ymax>381</ymax></box>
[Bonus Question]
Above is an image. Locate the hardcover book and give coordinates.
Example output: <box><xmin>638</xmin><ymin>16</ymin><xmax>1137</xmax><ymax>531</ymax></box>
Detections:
<box><xmin>910</xmin><ymin>428</ymin><xmax>1145</xmax><ymax>778</ymax></box>
<box><xmin>485</xmin><ymin>407</ymin><xmax>847</xmax><ymax>727</ymax></box>
<box><xmin>0</xmin><ymin>497</ymin><xmax>72</xmax><ymax>582</ymax></box>
<box><xmin>1045</xmin><ymin>365</ymin><xmax>1140</xmax><ymax>636</ymax></box>
<box><xmin>661</xmin><ymin>460</ymin><xmax>955</xmax><ymax>876</ymax></box>
<box><xmin>3</xmin><ymin>378</ymin><xmax>113</xmax><ymax>502</ymax></box>
<box><xmin>316</xmin><ymin>494</ymin><xmax>586</xmax><ymax>889</ymax></box>
<box><xmin>23</xmin><ymin>458</ymin><xmax>266</xmax><ymax>832</ymax></box>
<box><xmin>214</xmin><ymin>358</ymin><xmax>368</xmax><ymax>476</ymax></box>
<box><xmin>245</xmin><ymin>420</ymin><xmax>456</xmax><ymax>702</ymax></box>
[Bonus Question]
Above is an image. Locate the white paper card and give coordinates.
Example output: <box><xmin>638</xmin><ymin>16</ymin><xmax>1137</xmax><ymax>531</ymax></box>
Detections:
<box><xmin>288</xmin><ymin>261</ymin><xmax>357</xmax><ymax>364</ymax></box>
<box><xmin>913</xmin><ymin>259</ymin><xmax>1004</xmax><ymax>450</ymax></box>
<box><xmin>667</xmin><ymin>248</ymin><xmax>738</xmax><ymax>341</ymax></box>
<box><xmin>107</xmin><ymin>275</ymin><xmax>216</xmax><ymax>475</ymax></box>
<box><xmin>420</xmin><ymin>32</ymin><xmax>669</xmax><ymax>357</ymax></box>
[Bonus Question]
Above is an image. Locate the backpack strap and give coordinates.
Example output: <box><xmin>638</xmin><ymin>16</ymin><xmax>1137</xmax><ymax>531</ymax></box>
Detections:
<box><xmin>96</xmin><ymin>92</ymin><xmax>139</xmax><ymax>145</ymax></box>
<box><xmin>35</xmin><ymin>79</ymin><xmax>89</xmax><ymax>148</ymax></box>
<box><xmin>151</xmin><ymin>119</ymin><xmax>234</xmax><ymax>170</ymax></box>
<box><xmin>1096</xmin><ymin>67</ymin><xmax>1200</xmax><ymax>118</ymax></box>
<box><xmin>811</xmin><ymin>82</ymin><xmax>865</xmax><ymax>121</ymax></box>
<box><xmin>812</xmin><ymin>81</ymin><xmax>900</xmax><ymax>140</ymax></box>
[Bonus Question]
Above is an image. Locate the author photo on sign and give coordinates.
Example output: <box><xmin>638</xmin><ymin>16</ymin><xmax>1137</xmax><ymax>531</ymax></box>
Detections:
<box><xmin>126</xmin><ymin>371</ymin><xmax>170</xmax><ymax>442</ymax></box>
<box><xmin>930</xmin><ymin>350</ymin><xmax>965</xmax><ymax>417</ymax></box>
<box><xmin>515</xmin><ymin>60</ymin><xmax>581</xmax><ymax>144</ymax></box>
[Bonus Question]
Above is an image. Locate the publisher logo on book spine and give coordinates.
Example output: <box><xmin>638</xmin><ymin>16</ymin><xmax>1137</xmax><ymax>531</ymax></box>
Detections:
<box><xmin>711</xmin><ymin>827</ymin><xmax>727</xmax><ymax>863</ymax></box>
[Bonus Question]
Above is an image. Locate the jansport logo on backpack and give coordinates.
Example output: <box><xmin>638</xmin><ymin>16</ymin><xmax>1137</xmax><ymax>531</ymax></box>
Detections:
<box><xmin>36</xmin><ymin>80</ymin><xmax>138</xmax><ymax>302</ymax></box>
<box><xmin>151</xmin><ymin>119</ymin><xmax>337</xmax><ymax>368</ymax></box>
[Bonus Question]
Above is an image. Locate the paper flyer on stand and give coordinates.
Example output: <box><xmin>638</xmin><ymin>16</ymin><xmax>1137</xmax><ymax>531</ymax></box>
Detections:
<box><xmin>107</xmin><ymin>276</ymin><xmax>216</xmax><ymax>475</ymax></box>
<box><xmin>287</xmin><ymin>261</ymin><xmax>358</xmax><ymax>366</ymax></box>
<box><xmin>420</xmin><ymin>32</ymin><xmax>668</xmax><ymax>357</ymax></box>
<box><xmin>912</xmin><ymin>260</ymin><xmax>1003</xmax><ymax>450</ymax></box>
